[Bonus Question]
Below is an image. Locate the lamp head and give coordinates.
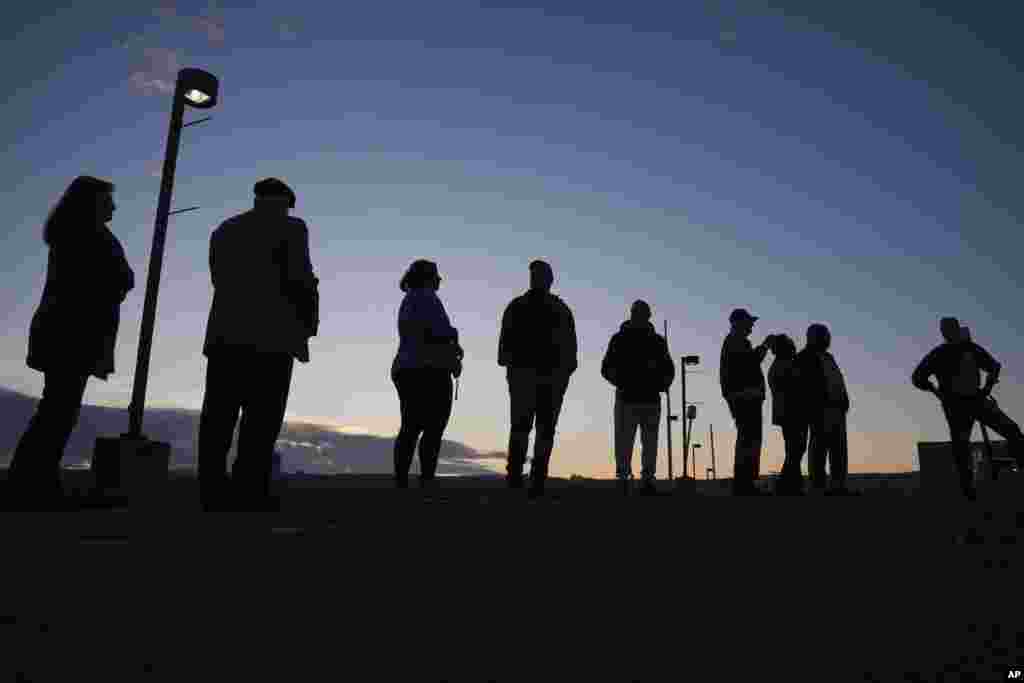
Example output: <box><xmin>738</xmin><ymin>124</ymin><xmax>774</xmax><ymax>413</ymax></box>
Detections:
<box><xmin>179</xmin><ymin>68</ymin><xmax>218</xmax><ymax>109</ymax></box>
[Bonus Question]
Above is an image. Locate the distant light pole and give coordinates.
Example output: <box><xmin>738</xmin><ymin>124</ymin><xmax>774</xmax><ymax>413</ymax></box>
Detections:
<box><xmin>92</xmin><ymin>67</ymin><xmax>219</xmax><ymax>503</ymax></box>
<box><xmin>664</xmin><ymin>321</ymin><xmax>680</xmax><ymax>481</ymax></box>
<box><xmin>679</xmin><ymin>354</ymin><xmax>699</xmax><ymax>482</ymax></box>
<box><xmin>709</xmin><ymin>424</ymin><xmax>717</xmax><ymax>480</ymax></box>
<box><xmin>691</xmin><ymin>443</ymin><xmax>701</xmax><ymax>479</ymax></box>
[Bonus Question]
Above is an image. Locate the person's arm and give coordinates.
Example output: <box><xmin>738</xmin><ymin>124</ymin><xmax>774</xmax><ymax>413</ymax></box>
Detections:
<box><xmin>911</xmin><ymin>348</ymin><xmax>940</xmax><ymax>396</ymax></box>
<box><xmin>753</xmin><ymin>339</ymin><xmax>769</xmax><ymax>363</ymax></box>
<box><xmin>564</xmin><ymin>302</ymin><xmax>578</xmax><ymax>375</ymax></box>
<box><xmin>972</xmin><ymin>343</ymin><xmax>1001</xmax><ymax>395</ymax></box>
<box><xmin>661</xmin><ymin>337</ymin><xmax>676</xmax><ymax>391</ymax></box>
<box><xmin>497</xmin><ymin>302</ymin><xmax>514</xmax><ymax>367</ymax></box>
<box><xmin>422</xmin><ymin>294</ymin><xmax>458</xmax><ymax>344</ymax></box>
<box><xmin>209</xmin><ymin>228</ymin><xmax>220</xmax><ymax>289</ymax></box>
<box><xmin>285</xmin><ymin>219</ymin><xmax>318</xmax><ymax>293</ymax></box>
<box><xmin>601</xmin><ymin>335</ymin><xmax>619</xmax><ymax>387</ymax></box>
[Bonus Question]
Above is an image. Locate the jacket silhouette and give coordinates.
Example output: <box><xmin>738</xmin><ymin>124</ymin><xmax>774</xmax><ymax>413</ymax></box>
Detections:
<box><xmin>498</xmin><ymin>289</ymin><xmax>577</xmax><ymax>374</ymax></box>
<box><xmin>203</xmin><ymin>209</ymin><xmax>318</xmax><ymax>363</ymax></box>
<box><xmin>793</xmin><ymin>347</ymin><xmax>850</xmax><ymax>422</ymax></box>
<box><xmin>27</xmin><ymin>223</ymin><xmax>134</xmax><ymax>379</ymax></box>
<box><xmin>499</xmin><ymin>260</ymin><xmax>577</xmax><ymax>499</ymax></box>
<box><xmin>601</xmin><ymin>319</ymin><xmax>675</xmax><ymax>403</ymax></box>
<box><xmin>198</xmin><ymin>180</ymin><xmax>318</xmax><ymax>511</ymax></box>
<box><xmin>8</xmin><ymin>175</ymin><xmax>132</xmax><ymax>510</ymax></box>
<box><xmin>794</xmin><ymin>325</ymin><xmax>852</xmax><ymax>494</ymax></box>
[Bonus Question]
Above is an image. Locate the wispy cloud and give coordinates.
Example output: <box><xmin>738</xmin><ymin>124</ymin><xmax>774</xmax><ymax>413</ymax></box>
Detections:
<box><xmin>128</xmin><ymin>46</ymin><xmax>182</xmax><ymax>95</ymax></box>
<box><xmin>149</xmin><ymin>1</ymin><xmax>226</xmax><ymax>44</ymax></box>
<box><xmin>193</xmin><ymin>7</ymin><xmax>226</xmax><ymax>44</ymax></box>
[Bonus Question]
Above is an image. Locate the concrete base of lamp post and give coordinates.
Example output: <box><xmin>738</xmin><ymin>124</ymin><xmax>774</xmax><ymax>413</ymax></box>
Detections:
<box><xmin>91</xmin><ymin>435</ymin><xmax>170</xmax><ymax>507</ymax></box>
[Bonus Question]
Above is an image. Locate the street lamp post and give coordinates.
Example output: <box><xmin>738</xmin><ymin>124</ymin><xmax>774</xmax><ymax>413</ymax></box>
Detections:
<box><xmin>130</xmin><ymin>67</ymin><xmax>218</xmax><ymax>436</ymax></box>
<box><xmin>92</xmin><ymin>68</ymin><xmax>219</xmax><ymax>504</ymax></box>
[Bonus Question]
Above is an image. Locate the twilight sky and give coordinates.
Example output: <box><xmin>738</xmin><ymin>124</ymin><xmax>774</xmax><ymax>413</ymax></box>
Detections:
<box><xmin>1</xmin><ymin>1</ymin><xmax>1022</xmax><ymax>477</ymax></box>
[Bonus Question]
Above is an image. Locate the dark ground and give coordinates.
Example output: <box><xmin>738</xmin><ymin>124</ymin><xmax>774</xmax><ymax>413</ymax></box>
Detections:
<box><xmin>0</xmin><ymin>470</ymin><xmax>1020</xmax><ymax>681</ymax></box>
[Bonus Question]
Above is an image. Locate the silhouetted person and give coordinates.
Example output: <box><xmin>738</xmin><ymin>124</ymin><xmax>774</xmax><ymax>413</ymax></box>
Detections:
<box><xmin>958</xmin><ymin>326</ymin><xmax>1024</xmax><ymax>471</ymax></box>
<box><xmin>499</xmin><ymin>260</ymin><xmax>578</xmax><ymax>499</ymax></box>
<box><xmin>911</xmin><ymin>317</ymin><xmax>1003</xmax><ymax>500</ymax></box>
<box><xmin>795</xmin><ymin>323</ymin><xmax>854</xmax><ymax>495</ymax></box>
<box><xmin>5</xmin><ymin>177</ymin><xmax>133</xmax><ymax>511</ymax></box>
<box><xmin>601</xmin><ymin>300</ymin><xmax>674</xmax><ymax>496</ymax></box>
<box><xmin>198</xmin><ymin>178</ymin><xmax>318</xmax><ymax>512</ymax></box>
<box><xmin>720</xmin><ymin>308</ymin><xmax>769</xmax><ymax>495</ymax></box>
<box><xmin>391</xmin><ymin>260</ymin><xmax>463</xmax><ymax>490</ymax></box>
<box><xmin>766</xmin><ymin>333</ymin><xmax>807</xmax><ymax>495</ymax></box>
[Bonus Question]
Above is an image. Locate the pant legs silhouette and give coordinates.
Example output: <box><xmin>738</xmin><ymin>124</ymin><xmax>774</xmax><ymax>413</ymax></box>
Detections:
<box><xmin>8</xmin><ymin>371</ymin><xmax>89</xmax><ymax>504</ymax></box>
<box><xmin>778</xmin><ymin>421</ymin><xmax>808</xmax><ymax>493</ymax></box>
<box><xmin>941</xmin><ymin>398</ymin><xmax>978</xmax><ymax>499</ymax></box>
<box><xmin>198</xmin><ymin>349</ymin><xmax>293</xmax><ymax>509</ymax></box>
<box><xmin>508</xmin><ymin>368</ymin><xmax>569</xmax><ymax>494</ymax></box>
<box><xmin>975</xmin><ymin>398</ymin><xmax>1024</xmax><ymax>468</ymax></box>
<box><xmin>393</xmin><ymin>368</ymin><xmax>453</xmax><ymax>484</ymax></box>
<box><xmin>614</xmin><ymin>397</ymin><xmax>660</xmax><ymax>482</ymax></box>
<box><xmin>728</xmin><ymin>397</ymin><xmax>762</xmax><ymax>494</ymax></box>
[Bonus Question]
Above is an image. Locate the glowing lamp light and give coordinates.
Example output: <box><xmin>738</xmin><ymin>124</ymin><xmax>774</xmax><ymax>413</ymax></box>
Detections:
<box><xmin>185</xmin><ymin>89</ymin><xmax>212</xmax><ymax>105</ymax></box>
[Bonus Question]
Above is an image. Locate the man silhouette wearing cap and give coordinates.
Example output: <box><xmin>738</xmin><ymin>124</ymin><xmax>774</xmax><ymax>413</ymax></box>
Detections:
<box><xmin>498</xmin><ymin>260</ymin><xmax>578</xmax><ymax>499</ymax></box>
<box><xmin>601</xmin><ymin>300</ymin><xmax>675</xmax><ymax>495</ymax></box>
<box><xmin>720</xmin><ymin>308</ymin><xmax>770</xmax><ymax>495</ymax></box>
<box><xmin>198</xmin><ymin>178</ymin><xmax>319</xmax><ymax>511</ymax></box>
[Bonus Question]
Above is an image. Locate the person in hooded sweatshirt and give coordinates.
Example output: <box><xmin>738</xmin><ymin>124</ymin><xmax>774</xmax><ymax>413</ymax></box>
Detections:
<box><xmin>795</xmin><ymin>323</ymin><xmax>855</xmax><ymax>495</ymax></box>
<box><xmin>601</xmin><ymin>300</ymin><xmax>675</xmax><ymax>496</ymax></box>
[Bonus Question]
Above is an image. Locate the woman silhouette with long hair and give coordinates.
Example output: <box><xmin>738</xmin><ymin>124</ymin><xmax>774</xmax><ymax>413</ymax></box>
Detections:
<box><xmin>7</xmin><ymin>176</ymin><xmax>134</xmax><ymax>509</ymax></box>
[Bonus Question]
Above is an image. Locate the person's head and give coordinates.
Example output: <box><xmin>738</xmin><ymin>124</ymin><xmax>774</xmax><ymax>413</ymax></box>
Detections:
<box><xmin>767</xmin><ymin>333</ymin><xmax>797</xmax><ymax>359</ymax></box>
<box><xmin>253</xmin><ymin>178</ymin><xmax>296</xmax><ymax>215</ymax></box>
<box><xmin>806</xmin><ymin>323</ymin><xmax>831</xmax><ymax>351</ymax></box>
<box><xmin>940</xmin><ymin>316</ymin><xmax>962</xmax><ymax>343</ymax></box>
<box><xmin>728</xmin><ymin>308</ymin><xmax>758</xmax><ymax>337</ymax></box>
<box><xmin>43</xmin><ymin>176</ymin><xmax>116</xmax><ymax>245</ymax></box>
<box><xmin>528</xmin><ymin>260</ymin><xmax>554</xmax><ymax>292</ymax></box>
<box><xmin>630</xmin><ymin>299</ymin><xmax>652</xmax><ymax>323</ymax></box>
<box><xmin>400</xmin><ymin>259</ymin><xmax>442</xmax><ymax>292</ymax></box>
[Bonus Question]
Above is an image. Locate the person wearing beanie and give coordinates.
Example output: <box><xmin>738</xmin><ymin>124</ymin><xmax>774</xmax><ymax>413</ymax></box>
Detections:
<box><xmin>601</xmin><ymin>300</ymin><xmax>675</xmax><ymax>496</ymax></box>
